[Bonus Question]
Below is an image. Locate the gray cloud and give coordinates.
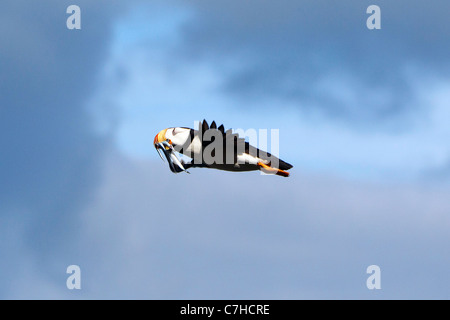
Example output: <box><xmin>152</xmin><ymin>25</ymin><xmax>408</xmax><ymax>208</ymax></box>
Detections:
<box><xmin>171</xmin><ymin>0</ymin><xmax>450</xmax><ymax>123</ymax></box>
<box><xmin>18</xmin><ymin>154</ymin><xmax>447</xmax><ymax>299</ymax></box>
<box><xmin>0</xmin><ymin>0</ymin><xmax>130</xmax><ymax>294</ymax></box>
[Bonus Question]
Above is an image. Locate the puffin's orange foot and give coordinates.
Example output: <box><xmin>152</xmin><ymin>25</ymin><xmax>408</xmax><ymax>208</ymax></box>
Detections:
<box><xmin>257</xmin><ymin>162</ymin><xmax>290</xmax><ymax>177</ymax></box>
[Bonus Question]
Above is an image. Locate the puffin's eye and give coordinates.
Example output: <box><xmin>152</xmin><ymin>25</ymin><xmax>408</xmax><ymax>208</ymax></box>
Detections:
<box><xmin>172</xmin><ymin>128</ymin><xmax>186</xmax><ymax>135</ymax></box>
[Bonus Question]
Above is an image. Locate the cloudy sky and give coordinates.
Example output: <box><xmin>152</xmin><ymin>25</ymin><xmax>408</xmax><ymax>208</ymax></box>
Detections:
<box><xmin>0</xmin><ymin>0</ymin><xmax>449</xmax><ymax>299</ymax></box>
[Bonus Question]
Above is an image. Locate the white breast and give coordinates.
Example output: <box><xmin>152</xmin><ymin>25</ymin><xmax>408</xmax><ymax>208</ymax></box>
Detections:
<box><xmin>185</xmin><ymin>135</ymin><xmax>202</xmax><ymax>155</ymax></box>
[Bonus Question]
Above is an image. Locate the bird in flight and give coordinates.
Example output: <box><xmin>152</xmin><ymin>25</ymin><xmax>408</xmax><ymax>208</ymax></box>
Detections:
<box><xmin>154</xmin><ymin>120</ymin><xmax>293</xmax><ymax>177</ymax></box>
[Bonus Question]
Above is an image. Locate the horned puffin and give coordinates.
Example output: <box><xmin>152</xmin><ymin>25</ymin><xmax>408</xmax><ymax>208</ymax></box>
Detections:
<box><xmin>154</xmin><ymin>120</ymin><xmax>293</xmax><ymax>177</ymax></box>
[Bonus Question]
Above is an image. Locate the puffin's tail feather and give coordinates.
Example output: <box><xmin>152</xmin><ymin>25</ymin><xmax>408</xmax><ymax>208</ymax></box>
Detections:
<box><xmin>258</xmin><ymin>162</ymin><xmax>290</xmax><ymax>177</ymax></box>
<box><xmin>277</xmin><ymin>159</ymin><xmax>293</xmax><ymax>171</ymax></box>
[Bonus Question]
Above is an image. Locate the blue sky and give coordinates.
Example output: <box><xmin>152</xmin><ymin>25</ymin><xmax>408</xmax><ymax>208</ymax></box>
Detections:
<box><xmin>0</xmin><ymin>0</ymin><xmax>449</xmax><ymax>299</ymax></box>
<box><xmin>97</xmin><ymin>1</ymin><xmax>450</xmax><ymax>181</ymax></box>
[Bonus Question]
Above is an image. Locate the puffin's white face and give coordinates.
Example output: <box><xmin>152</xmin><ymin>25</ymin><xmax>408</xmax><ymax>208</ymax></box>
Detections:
<box><xmin>154</xmin><ymin>127</ymin><xmax>191</xmax><ymax>151</ymax></box>
<box><xmin>163</xmin><ymin>127</ymin><xmax>191</xmax><ymax>147</ymax></box>
<box><xmin>154</xmin><ymin>127</ymin><xmax>191</xmax><ymax>174</ymax></box>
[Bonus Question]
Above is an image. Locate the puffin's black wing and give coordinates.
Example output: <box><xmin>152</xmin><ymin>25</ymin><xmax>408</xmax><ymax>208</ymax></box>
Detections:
<box><xmin>194</xmin><ymin>120</ymin><xmax>292</xmax><ymax>170</ymax></box>
<box><xmin>199</xmin><ymin>120</ymin><xmax>247</xmax><ymax>164</ymax></box>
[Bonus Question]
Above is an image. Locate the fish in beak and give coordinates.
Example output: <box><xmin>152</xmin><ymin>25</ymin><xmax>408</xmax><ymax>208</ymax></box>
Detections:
<box><xmin>154</xmin><ymin>130</ymin><xmax>189</xmax><ymax>174</ymax></box>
